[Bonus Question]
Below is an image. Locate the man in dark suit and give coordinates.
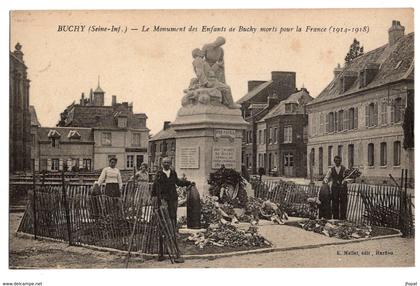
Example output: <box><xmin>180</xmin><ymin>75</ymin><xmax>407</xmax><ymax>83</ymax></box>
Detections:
<box><xmin>152</xmin><ymin>157</ymin><xmax>192</xmax><ymax>262</ymax></box>
<box><xmin>323</xmin><ymin>156</ymin><xmax>348</xmax><ymax>220</ymax></box>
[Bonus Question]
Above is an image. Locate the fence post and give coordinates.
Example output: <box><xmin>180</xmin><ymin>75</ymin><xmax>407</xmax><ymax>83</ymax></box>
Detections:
<box><xmin>61</xmin><ymin>170</ymin><xmax>73</xmax><ymax>246</ymax></box>
<box><xmin>32</xmin><ymin>160</ymin><xmax>37</xmax><ymax>240</ymax></box>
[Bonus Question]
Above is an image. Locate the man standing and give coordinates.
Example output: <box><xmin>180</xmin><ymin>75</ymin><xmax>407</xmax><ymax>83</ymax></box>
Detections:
<box><xmin>152</xmin><ymin>157</ymin><xmax>192</xmax><ymax>262</ymax></box>
<box><xmin>323</xmin><ymin>156</ymin><xmax>348</xmax><ymax>220</ymax></box>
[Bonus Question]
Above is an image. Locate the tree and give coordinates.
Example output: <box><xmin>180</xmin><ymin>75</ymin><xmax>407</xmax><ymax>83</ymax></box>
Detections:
<box><xmin>345</xmin><ymin>38</ymin><xmax>364</xmax><ymax>64</ymax></box>
<box><xmin>403</xmin><ymin>91</ymin><xmax>414</xmax><ymax>150</ymax></box>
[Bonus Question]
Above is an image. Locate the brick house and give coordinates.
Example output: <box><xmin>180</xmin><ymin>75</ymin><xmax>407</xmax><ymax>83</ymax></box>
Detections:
<box><xmin>148</xmin><ymin>121</ymin><xmax>176</xmax><ymax>172</ymax></box>
<box><xmin>237</xmin><ymin>71</ymin><xmax>297</xmax><ymax>174</ymax></box>
<box><xmin>261</xmin><ymin>89</ymin><xmax>312</xmax><ymax>177</ymax></box>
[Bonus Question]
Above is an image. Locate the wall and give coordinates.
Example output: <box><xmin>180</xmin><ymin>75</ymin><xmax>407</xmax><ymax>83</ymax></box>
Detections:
<box><xmin>307</xmin><ymin>82</ymin><xmax>413</xmax><ymax>184</ymax></box>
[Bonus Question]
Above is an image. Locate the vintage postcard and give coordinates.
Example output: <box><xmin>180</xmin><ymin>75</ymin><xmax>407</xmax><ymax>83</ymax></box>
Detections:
<box><xmin>8</xmin><ymin>8</ymin><xmax>415</xmax><ymax>275</ymax></box>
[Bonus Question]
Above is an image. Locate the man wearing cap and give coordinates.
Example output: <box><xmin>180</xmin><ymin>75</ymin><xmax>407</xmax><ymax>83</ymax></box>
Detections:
<box><xmin>152</xmin><ymin>157</ymin><xmax>192</xmax><ymax>263</ymax></box>
<box><xmin>96</xmin><ymin>157</ymin><xmax>123</xmax><ymax>197</ymax></box>
<box><xmin>323</xmin><ymin>155</ymin><xmax>348</xmax><ymax>220</ymax></box>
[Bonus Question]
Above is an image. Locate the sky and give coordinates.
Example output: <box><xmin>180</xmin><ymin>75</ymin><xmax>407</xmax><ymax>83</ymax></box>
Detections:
<box><xmin>10</xmin><ymin>9</ymin><xmax>413</xmax><ymax>135</ymax></box>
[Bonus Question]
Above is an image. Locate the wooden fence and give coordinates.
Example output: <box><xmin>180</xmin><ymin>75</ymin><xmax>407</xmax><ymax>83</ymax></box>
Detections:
<box><xmin>252</xmin><ymin>180</ymin><xmax>415</xmax><ymax>237</ymax></box>
<box><xmin>17</xmin><ymin>180</ymin><xmax>181</xmax><ymax>258</ymax></box>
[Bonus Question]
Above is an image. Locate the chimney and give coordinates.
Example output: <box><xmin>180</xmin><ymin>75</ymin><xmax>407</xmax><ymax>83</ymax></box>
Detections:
<box><xmin>388</xmin><ymin>20</ymin><xmax>405</xmax><ymax>46</ymax></box>
<box><xmin>163</xmin><ymin>121</ymin><xmax>171</xmax><ymax>130</ymax></box>
<box><xmin>89</xmin><ymin>89</ymin><xmax>93</xmax><ymax>104</ymax></box>
<box><xmin>267</xmin><ymin>93</ymin><xmax>280</xmax><ymax>109</ymax></box>
<box><xmin>80</xmin><ymin>92</ymin><xmax>85</xmax><ymax>105</ymax></box>
<box><xmin>363</xmin><ymin>62</ymin><xmax>380</xmax><ymax>87</ymax></box>
<box><xmin>247</xmin><ymin>80</ymin><xmax>266</xmax><ymax>92</ymax></box>
<box><xmin>112</xmin><ymin>95</ymin><xmax>117</xmax><ymax>106</ymax></box>
<box><xmin>13</xmin><ymin>43</ymin><xmax>24</xmax><ymax>61</ymax></box>
<box><xmin>333</xmin><ymin>63</ymin><xmax>343</xmax><ymax>78</ymax></box>
<box><xmin>271</xmin><ymin>71</ymin><xmax>296</xmax><ymax>101</ymax></box>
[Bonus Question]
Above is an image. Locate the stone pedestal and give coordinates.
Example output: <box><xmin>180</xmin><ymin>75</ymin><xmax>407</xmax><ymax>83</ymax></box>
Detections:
<box><xmin>172</xmin><ymin>104</ymin><xmax>248</xmax><ymax>197</ymax></box>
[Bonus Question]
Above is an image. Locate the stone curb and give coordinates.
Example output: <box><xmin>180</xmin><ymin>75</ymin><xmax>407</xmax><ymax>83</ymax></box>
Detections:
<box><xmin>15</xmin><ymin>230</ymin><xmax>402</xmax><ymax>261</ymax></box>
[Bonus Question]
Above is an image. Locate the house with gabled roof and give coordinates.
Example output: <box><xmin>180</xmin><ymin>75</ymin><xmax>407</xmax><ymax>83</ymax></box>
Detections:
<box><xmin>56</xmin><ymin>83</ymin><xmax>150</xmax><ymax>170</ymax></box>
<box><xmin>148</xmin><ymin>121</ymin><xmax>177</xmax><ymax>171</ymax></box>
<box><xmin>237</xmin><ymin>71</ymin><xmax>297</xmax><ymax>174</ymax></box>
<box><xmin>306</xmin><ymin>20</ymin><xmax>414</xmax><ymax>184</ymax></box>
<box><xmin>259</xmin><ymin>88</ymin><xmax>313</xmax><ymax>177</ymax></box>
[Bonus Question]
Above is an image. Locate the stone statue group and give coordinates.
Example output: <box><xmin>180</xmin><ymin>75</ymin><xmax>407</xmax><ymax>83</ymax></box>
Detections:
<box><xmin>183</xmin><ymin>37</ymin><xmax>240</xmax><ymax>109</ymax></box>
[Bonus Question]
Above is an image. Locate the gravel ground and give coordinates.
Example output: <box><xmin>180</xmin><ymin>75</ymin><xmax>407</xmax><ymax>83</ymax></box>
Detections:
<box><xmin>9</xmin><ymin>212</ymin><xmax>415</xmax><ymax>268</ymax></box>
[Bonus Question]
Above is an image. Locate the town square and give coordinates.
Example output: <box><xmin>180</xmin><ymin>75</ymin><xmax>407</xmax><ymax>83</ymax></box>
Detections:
<box><xmin>7</xmin><ymin>8</ymin><xmax>415</xmax><ymax>279</ymax></box>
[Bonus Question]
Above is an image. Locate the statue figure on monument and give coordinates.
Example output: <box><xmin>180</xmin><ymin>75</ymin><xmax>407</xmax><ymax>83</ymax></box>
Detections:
<box><xmin>184</xmin><ymin>45</ymin><xmax>240</xmax><ymax>109</ymax></box>
<box><xmin>202</xmin><ymin>36</ymin><xmax>226</xmax><ymax>83</ymax></box>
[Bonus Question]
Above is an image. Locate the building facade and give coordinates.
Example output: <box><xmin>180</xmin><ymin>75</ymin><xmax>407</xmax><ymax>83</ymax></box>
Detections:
<box><xmin>57</xmin><ymin>84</ymin><xmax>150</xmax><ymax>170</ymax></box>
<box><xmin>10</xmin><ymin>43</ymin><xmax>31</xmax><ymax>173</ymax></box>
<box><xmin>306</xmin><ymin>21</ymin><xmax>414</xmax><ymax>184</ymax></box>
<box><xmin>36</xmin><ymin>127</ymin><xmax>95</xmax><ymax>172</ymax></box>
<box><xmin>148</xmin><ymin>121</ymin><xmax>176</xmax><ymax>172</ymax></box>
<box><xmin>261</xmin><ymin>89</ymin><xmax>312</xmax><ymax>177</ymax></box>
<box><xmin>237</xmin><ymin>71</ymin><xmax>297</xmax><ymax>174</ymax></box>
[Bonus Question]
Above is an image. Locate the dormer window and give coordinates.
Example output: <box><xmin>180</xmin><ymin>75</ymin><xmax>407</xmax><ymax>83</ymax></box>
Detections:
<box><xmin>285</xmin><ymin>103</ymin><xmax>298</xmax><ymax>113</ymax></box>
<box><xmin>68</xmin><ymin>130</ymin><xmax>81</xmax><ymax>140</ymax></box>
<box><xmin>47</xmin><ymin>129</ymin><xmax>61</xmax><ymax>148</ymax></box>
<box><xmin>117</xmin><ymin>117</ymin><xmax>127</xmax><ymax>128</ymax></box>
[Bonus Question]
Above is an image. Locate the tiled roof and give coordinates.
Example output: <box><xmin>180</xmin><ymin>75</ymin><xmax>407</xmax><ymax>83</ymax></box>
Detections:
<box><xmin>64</xmin><ymin>105</ymin><xmax>148</xmax><ymax>130</ymax></box>
<box><xmin>150</xmin><ymin>127</ymin><xmax>176</xmax><ymax>141</ymax></box>
<box><xmin>262</xmin><ymin>89</ymin><xmax>313</xmax><ymax>120</ymax></box>
<box><xmin>237</xmin><ymin>80</ymin><xmax>272</xmax><ymax>104</ymax></box>
<box><xmin>309</xmin><ymin>32</ymin><xmax>414</xmax><ymax>105</ymax></box>
<box><xmin>29</xmin><ymin>105</ymin><xmax>41</xmax><ymax>127</ymax></box>
<box><xmin>38</xmin><ymin>127</ymin><xmax>94</xmax><ymax>143</ymax></box>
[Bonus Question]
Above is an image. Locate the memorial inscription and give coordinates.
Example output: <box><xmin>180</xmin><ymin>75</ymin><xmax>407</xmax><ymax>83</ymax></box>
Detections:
<box><xmin>179</xmin><ymin>146</ymin><xmax>200</xmax><ymax>169</ymax></box>
<box><xmin>212</xmin><ymin>146</ymin><xmax>236</xmax><ymax>169</ymax></box>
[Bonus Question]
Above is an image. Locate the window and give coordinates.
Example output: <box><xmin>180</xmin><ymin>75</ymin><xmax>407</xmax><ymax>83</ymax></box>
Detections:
<box><xmin>268</xmin><ymin>128</ymin><xmax>273</xmax><ymax>144</ymax></box>
<box><xmin>394</xmin><ymin>141</ymin><xmax>401</xmax><ymax>166</ymax></box>
<box><xmin>326</xmin><ymin>112</ymin><xmax>335</xmax><ymax>133</ymax></box>
<box><xmin>337</xmin><ymin>145</ymin><xmax>343</xmax><ymax>160</ymax></box>
<box><xmin>102</xmin><ymin>132</ymin><xmax>112</xmax><ymax>146</ymax></box>
<box><xmin>51</xmin><ymin>138</ymin><xmax>59</xmax><ymax>148</ymax></box>
<box><xmin>117</xmin><ymin>117</ymin><xmax>127</xmax><ymax>128</ymax></box>
<box><xmin>263</xmin><ymin>129</ymin><xmax>266</xmax><ymax>144</ymax></box>
<box><xmin>337</xmin><ymin>110</ymin><xmax>344</xmax><ymax>131</ymax></box>
<box><xmin>132</xmin><ymin>133</ymin><xmax>141</xmax><ymax>146</ymax></box>
<box><xmin>393</xmin><ymin>97</ymin><xmax>403</xmax><ymax>123</ymax></box>
<box><xmin>127</xmin><ymin>155</ymin><xmax>134</xmax><ymax>168</ymax></box>
<box><xmin>258</xmin><ymin>130</ymin><xmax>262</xmax><ymax>144</ymax></box>
<box><xmin>368</xmin><ymin>143</ymin><xmax>375</xmax><ymax>166</ymax></box>
<box><xmin>380</xmin><ymin>142</ymin><xmax>387</xmax><ymax>166</ymax></box>
<box><xmin>349</xmin><ymin>108</ymin><xmax>355</xmax><ymax>129</ymax></box>
<box><xmin>83</xmin><ymin>159</ymin><xmax>92</xmax><ymax>171</ymax></box>
<box><xmin>319</xmin><ymin>113</ymin><xmax>324</xmax><ymax>134</ymax></box>
<box><xmin>31</xmin><ymin>134</ymin><xmax>35</xmax><ymax>146</ymax></box>
<box><xmin>318</xmin><ymin>147</ymin><xmax>324</xmax><ymax>175</ymax></box>
<box><xmin>284</xmin><ymin>153</ymin><xmax>294</xmax><ymax>167</ymax></box>
<box><xmin>381</xmin><ymin>101</ymin><xmax>388</xmax><ymax>125</ymax></box>
<box><xmin>284</xmin><ymin>126</ymin><xmax>293</xmax><ymax>143</ymax></box>
<box><xmin>366</xmin><ymin>102</ymin><xmax>378</xmax><ymax>127</ymax></box>
<box><xmin>273</xmin><ymin>128</ymin><xmax>278</xmax><ymax>144</ymax></box>
<box><xmin>285</xmin><ymin>103</ymin><xmax>297</xmax><ymax>113</ymax></box>
<box><xmin>51</xmin><ymin>159</ymin><xmax>59</xmax><ymax>171</ymax></box>
<box><xmin>310</xmin><ymin>148</ymin><xmax>315</xmax><ymax>167</ymax></box>
<box><xmin>328</xmin><ymin>146</ymin><xmax>333</xmax><ymax>166</ymax></box>
<box><xmin>348</xmin><ymin>144</ymin><xmax>354</xmax><ymax>168</ymax></box>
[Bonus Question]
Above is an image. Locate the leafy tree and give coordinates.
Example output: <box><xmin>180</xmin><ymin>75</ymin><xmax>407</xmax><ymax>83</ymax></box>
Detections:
<box><xmin>345</xmin><ymin>38</ymin><xmax>364</xmax><ymax>64</ymax></box>
<box><xmin>403</xmin><ymin>91</ymin><xmax>414</xmax><ymax>149</ymax></box>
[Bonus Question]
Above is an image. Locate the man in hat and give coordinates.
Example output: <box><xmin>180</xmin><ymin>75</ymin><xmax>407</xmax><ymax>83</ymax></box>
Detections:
<box><xmin>323</xmin><ymin>155</ymin><xmax>348</xmax><ymax>220</ymax></box>
<box><xmin>152</xmin><ymin>157</ymin><xmax>192</xmax><ymax>263</ymax></box>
